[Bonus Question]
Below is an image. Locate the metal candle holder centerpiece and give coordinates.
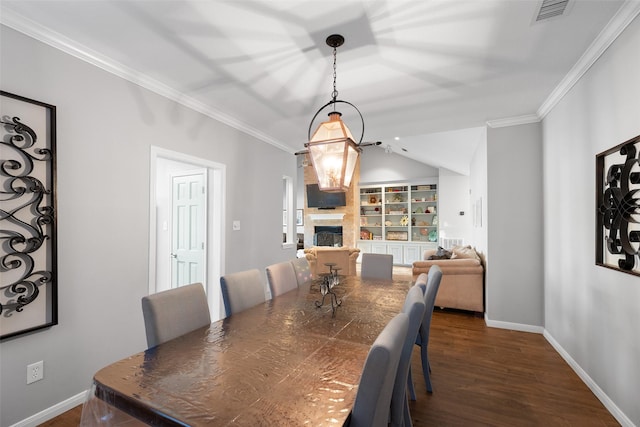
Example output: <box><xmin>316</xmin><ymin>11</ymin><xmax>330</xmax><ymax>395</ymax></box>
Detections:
<box><xmin>315</xmin><ymin>264</ymin><xmax>342</xmax><ymax>316</ymax></box>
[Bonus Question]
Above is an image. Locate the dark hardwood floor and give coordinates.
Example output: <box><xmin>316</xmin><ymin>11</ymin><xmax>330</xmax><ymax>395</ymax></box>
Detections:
<box><xmin>38</xmin><ymin>274</ymin><xmax>618</xmax><ymax>426</ymax></box>
<box><xmin>407</xmin><ymin>309</ymin><xmax>618</xmax><ymax>426</ymax></box>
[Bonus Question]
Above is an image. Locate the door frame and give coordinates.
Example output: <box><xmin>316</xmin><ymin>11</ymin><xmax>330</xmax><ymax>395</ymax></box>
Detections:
<box><xmin>149</xmin><ymin>146</ymin><xmax>226</xmax><ymax>320</ymax></box>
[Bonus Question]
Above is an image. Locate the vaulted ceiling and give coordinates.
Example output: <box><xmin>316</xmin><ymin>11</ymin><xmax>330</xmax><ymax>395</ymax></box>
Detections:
<box><xmin>1</xmin><ymin>0</ymin><xmax>634</xmax><ymax>174</ymax></box>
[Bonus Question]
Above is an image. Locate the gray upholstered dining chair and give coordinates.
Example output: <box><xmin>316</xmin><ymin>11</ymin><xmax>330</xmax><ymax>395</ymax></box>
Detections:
<box><xmin>290</xmin><ymin>257</ymin><xmax>312</xmax><ymax>286</ymax></box>
<box><xmin>266</xmin><ymin>261</ymin><xmax>298</xmax><ymax>297</ymax></box>
<box><xmin>390</xmin><ymin>285</ymin><xmax>426</xmax><ymax>427</ymax></box>
<box><xmin>406</xmin><ymin>271</ymin><xmax>429</xmax><ymax>401</ymax></box>
<box><xmin>414</xmin><ymin>265</ymin><xmax>443</xmax><ymax>393</ymax></box>
<box><xmin>220</xmin><ymin>269</ymin><xmax>266</xmax><ymax>317</ymax></box>
<box><xmin>141</xmin><ymin>282</ymin><xmax>211</xmax><ymax>348</ymax></box>
<box><xmin>349</xmin><ymin>313</ymin><xmax>409</xmax><ymax>427</ymax></box>
<box><xmin>360</xmin><ymin>253</ymin><xmax>394</xmax><ymax>280</ymax></box>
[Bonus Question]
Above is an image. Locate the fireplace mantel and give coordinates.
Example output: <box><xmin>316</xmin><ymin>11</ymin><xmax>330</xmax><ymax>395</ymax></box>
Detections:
<box><xmin>309</xmin><ymin>213</ymin><xmax>345</xmax><ymax>221</ymax></box>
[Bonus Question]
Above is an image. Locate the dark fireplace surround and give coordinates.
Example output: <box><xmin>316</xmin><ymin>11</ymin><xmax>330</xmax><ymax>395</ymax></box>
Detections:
<box><xmin>314</xmin><ymin>226</ymin><xmax>343</xmax><ymax>247</ymax></box>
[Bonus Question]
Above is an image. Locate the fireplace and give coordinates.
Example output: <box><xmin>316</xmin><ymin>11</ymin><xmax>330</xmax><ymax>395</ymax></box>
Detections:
<box><xmin>314</xmin><ymin>226</ymin><xmax>343</xmax><ymax>247</ymax></box>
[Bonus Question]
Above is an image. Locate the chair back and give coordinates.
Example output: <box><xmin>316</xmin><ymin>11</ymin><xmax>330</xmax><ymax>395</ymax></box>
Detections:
<box><xmin>416</xmin><ymin>265</ymin><xmax>443</xmax><ymax>393</ymax></box>
<box><xmin>421</xmin><ymin>265</ymin><xmax>443</xmax><ymax>335</ymax></box>
<box><xmin>390</xmin><ymin>285</ymin><xmax>426</xmax><ymax>427</ymax></box>
<box><xmin>220</xmin><ymin>269</ymin><xmax>266</xmax><ymax>317</ymax></box>
<box><xmin>266</xmin><ymin>261</ymin><xmax>298</xmax><ymax>297</ymax></box>
<box><xmin>361</xmin><ymin>253</ymin><xmax>394</xmax><ymax>280</ymax></box>
<box><xmin>290</xmin><ymin>257</ymin><xmax>312</xmax><ymax>286</ymax></box>
<box><xmin>414</xmin><ymin>272</ymin><xmax>428</xmax><ymax>289</ymax></box>
<box><xmin>141</xmin><ymin>282</ymin><xmax>211</xmax><ymax>348</ymax></box>
<box><xmin>350</xmin><ymin>313</ymin><xmax>409</xmax><ymax>427</ymax></box>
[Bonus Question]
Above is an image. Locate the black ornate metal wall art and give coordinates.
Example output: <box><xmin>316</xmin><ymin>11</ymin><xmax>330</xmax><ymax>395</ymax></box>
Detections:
<box><xmin>596</xmin><ymin>134</ymin><xmax>640</xmax><ymax>277</ymax></box>
<box><xmin>1</xmin><ymin>91</ymin><xmax>57</xmax><ymax>340</ymax></box>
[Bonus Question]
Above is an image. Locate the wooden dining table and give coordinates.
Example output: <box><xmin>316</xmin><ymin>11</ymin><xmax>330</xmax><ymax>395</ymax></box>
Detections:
<box><xmin>89</xmin><ymin>275</ymin><xmax>411</xmax><ymax>426</ymax></box>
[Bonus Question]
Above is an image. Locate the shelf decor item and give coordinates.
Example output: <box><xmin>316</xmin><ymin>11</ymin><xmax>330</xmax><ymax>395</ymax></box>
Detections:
<box><xmin>1</xmin><ymin>91</ymin><xmax>58</xmax><ymax>341</ymax></box>
<box><xmin>596</xmin><ymin>134</ymin><xmax>640</xmax><ymax>276</ymax></box>
<box><xmin>387</xmin><ymin>231</ymin><xmax>408</xmax><ymax>241</ymax></box>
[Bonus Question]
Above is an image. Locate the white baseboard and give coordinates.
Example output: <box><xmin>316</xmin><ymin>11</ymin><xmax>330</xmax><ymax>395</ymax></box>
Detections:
<box><xmin>543</xmin><ymin>331</ymin><xmax>635</xmax><ymax>427</ymax></box>
<box><xmin>9</xmin><ymin>390</ymin><xmax>88</xmax><ymax>427</ymax></box>
<box><xmin>484</xmin><ymin>314</ymin><xmax>545</xmax><ymax>334</ymax></box>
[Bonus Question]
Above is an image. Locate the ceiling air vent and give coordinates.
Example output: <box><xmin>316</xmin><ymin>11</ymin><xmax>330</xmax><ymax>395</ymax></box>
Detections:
<box><xmin>535</xmin><ymin>0</ymin><xmax>571</xmax><ymax>22</ymax></box>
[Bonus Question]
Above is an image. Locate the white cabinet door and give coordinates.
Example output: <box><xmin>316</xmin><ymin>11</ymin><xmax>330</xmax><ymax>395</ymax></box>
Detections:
<box><xmin>356</xmin><ymin>241</ymin><xmax>371</xmax><ymax>263</ymax></box>
<box><xmin>419</xmin><ymin>243</ymin><xmax>438</xmax><ymax>260</ymax></box>
<box><xmin>371</xmin><ymin>243</ymin><xmax>388</xmax><ymax>254</ymax></box>
<box><xmin>387</xmin><ymin>243</ymin><xmax>404</xmax><ymax>264</ymax></box>
<box><xmin>403</xmin><ymin>244</ymin><xmax>422</xmax><ymax>265</ymax></box>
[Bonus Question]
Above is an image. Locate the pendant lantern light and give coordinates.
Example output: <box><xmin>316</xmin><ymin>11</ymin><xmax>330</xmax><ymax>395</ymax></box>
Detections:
<box><xmin>306</xmin><ymin>34</ymin><xmax>364</xmax><ymax>192</ymax></box>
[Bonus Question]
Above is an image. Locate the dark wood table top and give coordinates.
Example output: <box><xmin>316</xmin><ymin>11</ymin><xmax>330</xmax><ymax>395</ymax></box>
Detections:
<box><xmin>93</xmin><ymin>276</ymin><xmax>410</xmax><ymax>426</ymax></box>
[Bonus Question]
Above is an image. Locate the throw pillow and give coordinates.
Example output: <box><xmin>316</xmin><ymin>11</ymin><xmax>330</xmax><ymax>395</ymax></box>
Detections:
<box><xmin>428</xmin><ymin>246</ymin><xmax>452</xmax><ymax>260</ymax></box>
<box><xmin>451</xmin><ymin>245</ymin><xmax>478</xmax><ymax>260</ymax></box>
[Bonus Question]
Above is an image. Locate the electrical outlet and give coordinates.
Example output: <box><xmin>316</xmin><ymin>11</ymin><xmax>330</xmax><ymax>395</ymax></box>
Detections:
<box><xmin>27</xmin><ymin>361</ymin><xmax>44</xmax><ymax>384</ymax></box>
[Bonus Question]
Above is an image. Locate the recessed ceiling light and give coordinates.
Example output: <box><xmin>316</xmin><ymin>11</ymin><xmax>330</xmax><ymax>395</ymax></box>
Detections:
<box><xmin>394</xmin><ymin>137</ymin><xmax>400</xmax><ymax>141</ymax></box>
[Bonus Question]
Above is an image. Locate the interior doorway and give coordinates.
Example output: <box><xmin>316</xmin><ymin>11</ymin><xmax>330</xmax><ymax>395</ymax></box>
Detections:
<box><xmin>149</xmin><ymin>147</ymin><xmax>226</xmax><ymax>321</ymax></box>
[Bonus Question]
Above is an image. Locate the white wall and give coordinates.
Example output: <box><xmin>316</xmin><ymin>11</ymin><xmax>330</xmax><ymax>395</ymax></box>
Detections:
<box><xmin>469</xmin><ymin>132</ymin><xmax>488</xmax><ymax>255</ymax></box>
<box><xmin>0</xmin><ymin>26</ymin><xmax>297</xmax><ymax>426</ymax></box>
<box><xmin>437</xmin><ymin>168</ymin><xmax>472</xmax><ymax>243</ymax></box>
<box><xmin>359</xmin><ymin>145</ymin><xmax>438</xmax><ymax>183</ymax></box>
<box><xmin>542</xmin><ymin>15</ymin><xmax>640</xmax><ymax>425</ymax></box>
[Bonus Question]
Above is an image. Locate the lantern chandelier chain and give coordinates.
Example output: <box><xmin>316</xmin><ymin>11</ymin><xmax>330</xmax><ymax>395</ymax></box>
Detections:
<box><xmin>332</xmin><ymin>42</ymin><xmax>338</xmax><ymax>103</ymax></box>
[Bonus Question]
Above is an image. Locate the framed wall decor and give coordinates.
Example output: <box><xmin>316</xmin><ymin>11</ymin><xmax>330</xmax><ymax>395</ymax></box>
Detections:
<box><xmin>596</xmin><ymin>134</ymin><xmax>640</xmax><ymax>277</ymax></box>
<box><xmin>1</xmin><ymin>91</ymin><xmax>58</xmax><ymax>340</ymax></box>
<box><xmin>296</xmin><ymin>209</ymin><xmax>304</xmax><ymax>226</ymax></box>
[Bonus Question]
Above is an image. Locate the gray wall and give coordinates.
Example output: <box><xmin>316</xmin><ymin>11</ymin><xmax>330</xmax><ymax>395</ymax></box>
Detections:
<box><xmin>542</xmin><ymin>15</ymin><xmax>640</xmax><ymax>425</ymax></box>
<box><xmin>0</xmin><ymin>26</ymin><xmax>296</xmax><ymax>426</ymax></box>
<box><xmin>486</xmin><ymin>123</ymin><xmax>544</xmax><ymax>327</ymax></box>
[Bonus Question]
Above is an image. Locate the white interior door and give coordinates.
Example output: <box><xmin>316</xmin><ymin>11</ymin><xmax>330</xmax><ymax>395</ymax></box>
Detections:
<box><xmin>171</xmin><ymin>169</ymin><xmax>207</xmax><ymax>288</ymax></box>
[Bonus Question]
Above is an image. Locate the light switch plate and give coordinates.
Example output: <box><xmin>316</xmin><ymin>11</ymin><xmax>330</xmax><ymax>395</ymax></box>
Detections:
<box><xmin>232</xmin><ymin>220</ymin><xmax>240</xmax><ymax>231</ymax></box>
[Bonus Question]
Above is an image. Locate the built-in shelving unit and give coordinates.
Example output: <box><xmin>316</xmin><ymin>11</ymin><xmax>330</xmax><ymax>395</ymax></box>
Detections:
<box><xmin>358</xmin><ymin>182</ymin><xmax>439</xmax><ymax>265</ymax></box>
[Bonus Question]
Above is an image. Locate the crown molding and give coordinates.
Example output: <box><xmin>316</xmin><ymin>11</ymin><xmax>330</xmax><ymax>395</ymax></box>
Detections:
<box><xmin>0</xmin><ymin>8</ymin><xmax>294</xmax><ymax>154</ymax></box>
<box><xmin>486</xmin><ymin>114</ymin><xmax>541</xmax><ymax>128</ymax></box>
<box><xmin>537</xmin><ymin>0</ymin><xmax>640</xmax><ymax>119</ymax></box>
